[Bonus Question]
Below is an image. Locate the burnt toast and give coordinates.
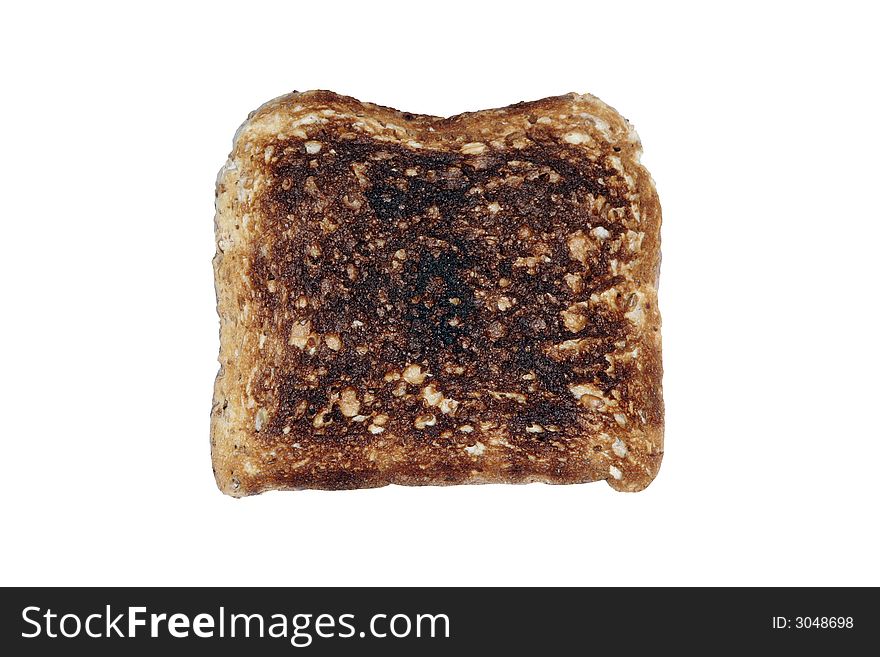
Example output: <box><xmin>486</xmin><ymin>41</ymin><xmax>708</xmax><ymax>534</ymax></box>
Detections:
<box><xmin>212</xmin><ymin>91</ymin><xmax>663</xmax><ymax>495</ymax></box>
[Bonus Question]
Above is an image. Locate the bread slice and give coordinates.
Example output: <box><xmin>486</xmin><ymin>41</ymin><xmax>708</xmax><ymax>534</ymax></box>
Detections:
<box><xmin>212</xmin><ymin>90</ymin><xmax>662</xmax><ymax>496</ymax></box>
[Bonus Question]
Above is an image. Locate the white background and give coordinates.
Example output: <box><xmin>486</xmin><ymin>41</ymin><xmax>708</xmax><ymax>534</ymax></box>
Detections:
<box><xmin>2</xmin><ymin>1</ymin><xmax>878</xmax><ymax>587</ymax></box>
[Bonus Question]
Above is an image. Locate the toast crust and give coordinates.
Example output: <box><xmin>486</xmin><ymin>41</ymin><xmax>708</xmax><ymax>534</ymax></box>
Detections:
<box><xmin>212</xmin><ymin>91</ymin><xmax>662</xmax><ymax>496</ymax></box>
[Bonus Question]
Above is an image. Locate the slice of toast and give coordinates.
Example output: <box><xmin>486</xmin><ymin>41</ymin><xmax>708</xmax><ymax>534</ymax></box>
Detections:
<box><xmin>212</xmin><ymin>90</ymin><xmax>663</xmax><ymax>496</ymax></box>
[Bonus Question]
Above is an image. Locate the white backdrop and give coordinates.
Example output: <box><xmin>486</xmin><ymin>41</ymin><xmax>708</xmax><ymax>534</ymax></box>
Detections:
<box><xmin>1</xmin><ymin>1</ymin><xmax>877</xmax><ymax>586</ymax></box>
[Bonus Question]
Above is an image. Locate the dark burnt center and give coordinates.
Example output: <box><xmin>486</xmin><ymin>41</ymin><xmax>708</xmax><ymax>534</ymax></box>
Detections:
<box><xmin>248</xmin><ymin>133</ymin><xmax>633</xmax><ymax>444</ymax></box>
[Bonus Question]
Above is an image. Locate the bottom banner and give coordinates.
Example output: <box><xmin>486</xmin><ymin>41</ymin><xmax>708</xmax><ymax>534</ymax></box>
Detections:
<box><xmin>1</xmin><ymin>587</ymin><xmax>872</xmax><ymax>653</ymax></box>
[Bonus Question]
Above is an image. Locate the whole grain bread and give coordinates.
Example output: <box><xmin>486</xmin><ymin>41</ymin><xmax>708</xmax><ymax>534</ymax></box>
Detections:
<box><xmin>212</xmin><ymin>90</ymin><xmax>662</xmax><ymax>496</ymax></box>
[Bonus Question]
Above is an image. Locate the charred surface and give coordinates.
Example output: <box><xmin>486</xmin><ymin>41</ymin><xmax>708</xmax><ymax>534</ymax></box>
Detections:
<box><xmin>248</xmin><ymin>134</ymin><xmax>636</xmax><ymax>445</ymax></box>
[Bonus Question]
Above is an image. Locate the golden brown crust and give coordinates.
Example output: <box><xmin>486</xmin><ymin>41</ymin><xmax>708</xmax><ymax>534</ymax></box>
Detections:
<box><xmin>212</xmin><ymin>90</ymin><xmax>662</xmax><ymax>496</ymax></box>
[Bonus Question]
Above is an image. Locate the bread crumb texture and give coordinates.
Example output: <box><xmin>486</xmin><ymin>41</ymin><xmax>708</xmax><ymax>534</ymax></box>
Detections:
<box><xmin>212</xmin><ymin>91</ymin><xmax>662</xmax><ymax>496</ymax></box>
